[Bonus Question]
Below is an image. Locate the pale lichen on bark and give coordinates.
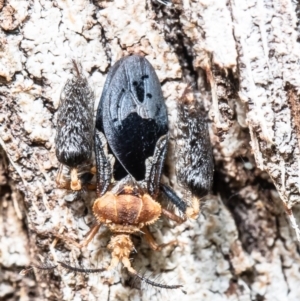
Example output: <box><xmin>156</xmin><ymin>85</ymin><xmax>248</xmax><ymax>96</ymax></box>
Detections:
<box><xmin>1</xmin><ymin>0</ymin><xmax>300</xmax><ymax>301</ymax></box>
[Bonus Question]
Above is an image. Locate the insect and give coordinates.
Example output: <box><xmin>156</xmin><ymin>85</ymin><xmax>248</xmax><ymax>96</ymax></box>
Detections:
<box><xmin>73</xmin><ymin>54</ymin><xmax>188</xmax><ymax>290</ymax></box>
<box><xmin>24</xmin><ymin>55</ymin><xmax>213</xmax><ymax>292</ymax></box>
<box><xmin>55</xmin><ymin>61</ymin><xmax>94</xmax><ymax>191</ymax></box>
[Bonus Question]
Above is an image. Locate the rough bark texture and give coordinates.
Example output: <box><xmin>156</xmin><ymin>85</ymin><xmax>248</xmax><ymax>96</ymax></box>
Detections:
<box><xmin>1</xmin><ymin>0</ymin><xmax>300</xmax><ymax>300</ymax></box>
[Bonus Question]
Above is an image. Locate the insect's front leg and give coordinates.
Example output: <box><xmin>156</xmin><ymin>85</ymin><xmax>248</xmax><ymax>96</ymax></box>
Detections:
<box><xmin>56</xmin><ymin>164</ymin><xmax>96</xmax><ymax>191</ymax></box>
<box><xmin>69</xmin><ymin>168</ymin><xmax>82</xmax><ymax>191</ymax></box>
<box><xmin>68</xmin><ymin>130</ymin><xmax>114</xmax><ymax>248</ymax></box>
<box><xmin>56</xmin><ymin>164</ymin><xmax>71</xmax><ymax>189</ymax></box>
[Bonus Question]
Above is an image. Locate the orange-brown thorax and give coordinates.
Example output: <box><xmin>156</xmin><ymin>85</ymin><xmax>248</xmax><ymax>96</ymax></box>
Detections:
<box><xmin>93</xmin><ymin>191</ymin><xmax>161</xmax><ymax>232</ymax></box>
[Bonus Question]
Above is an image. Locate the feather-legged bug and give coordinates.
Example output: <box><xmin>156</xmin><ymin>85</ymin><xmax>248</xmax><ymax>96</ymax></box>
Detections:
<box><xmin>60</xmin><ymin>55</ymin><xmax>189</xmax><ymax>290</ymax></box>
<box><xmin>55</xmin><ymin>61</ymin><xmax>94</xmax><ymax>191</ymax></box>
<box><xmin>24</xmin><ymin>56</ymin><xmax>213</xmax><ymax>292</ymax></box>
<box><xmin>49</xmin><ymin>55</ymin><xmax>191</xmax><ymax>291</ymax></box>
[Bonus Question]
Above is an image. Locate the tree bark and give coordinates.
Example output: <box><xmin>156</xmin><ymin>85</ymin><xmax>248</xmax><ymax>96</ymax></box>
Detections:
<box><xmin>1</xmin><ymin>0</ymin><xmax>300</xmax><ymax>300</ymax></box>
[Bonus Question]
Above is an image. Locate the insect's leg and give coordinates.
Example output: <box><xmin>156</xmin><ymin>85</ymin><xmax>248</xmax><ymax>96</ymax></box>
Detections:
<box><xmin>56</xmin><ymin>164</ymin><xmax>71</xmax><ymax>189</ymax></box>
<box><xmin>160</xmin><ymin>183</ymin><xmax>187</xmax><ymax>213</ymax></box>
<box><xmin>145</xmin><ymin>135</ymin><xmax>168</xmax><ymax>198</ymax></box>
<box><xmin>78</xmin><ymin>223</ymin><xmax>101</xmax><ymax>248</ymax></box>
<box><xmin>185</xmin><ymin>197</ymin><xmax>200</xmax><ymax>219</ymax></box>
<box><xmin>56</xmin><ymin>164</ymin><xmax>96</xmax><ymax>191</ymax></box>
<box><xmin>161</xmin><ymin>208</ymin><xmax>185</xmax><ymax>224</ymax></box>
<box><xmin>70</xmin><ymin>168</ymin><xmax>81</xmax><ymax>191</ymax></box>
<box><xmin>56</xmin><ymin>165</ymin><xmax>87</xmax><ymax>191</ymax></box>
<box><xmin>37</xmin><ymin>223</ymin><xmax>102</xmax><ymax>249</ymax></box>
<box><xmin>142</xmin><ymin>226</ymin><xmax>178</xmax><ymax>251</ymax></box>
<box><xmin>90</xmin><ymin>166</ymin><xmax>96</xmax><ymax>174</ymax></box>
<box><xmin>160</xmin><ymin>183</ymin><xmax>200</xmax><ymax>219</ymax></box>
<box><xmin>94</xmin><ymin>129</ymin><xmax>112</xmax><ymax>197</ymax></box>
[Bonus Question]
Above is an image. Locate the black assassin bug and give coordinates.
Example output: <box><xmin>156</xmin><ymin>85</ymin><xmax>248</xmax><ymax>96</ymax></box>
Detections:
<box><xmin>55</xmin><ymin>61</ymin><xmax>94</xmax><ymax>191</ymax></box>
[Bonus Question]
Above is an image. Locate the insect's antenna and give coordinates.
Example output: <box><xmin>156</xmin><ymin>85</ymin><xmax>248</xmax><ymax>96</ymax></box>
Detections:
<box><xmin>33</xmin><ymin>263</ymin><xmax>58</xmax><ymax>270</ymax></box>
<box><xmin>20</xmin><ymin>263</ymin><xmax>58</xmax><ymax>275</ymax></box>
<box><xmin>58</xmin><ymin>261</ymin><xmax>105</xmax><ymax>274</ymax></box>
<box><xmin>128</xmin><ymin>270</ymin><xmax>186</xmax><ymax>293</ymax></box>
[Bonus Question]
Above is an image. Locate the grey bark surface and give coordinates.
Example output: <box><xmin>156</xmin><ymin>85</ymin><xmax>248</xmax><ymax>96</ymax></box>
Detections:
<box><xmin>1</xmin><ymin>0</ymin><xmax>300</xmax><ymax>301</ymax></box>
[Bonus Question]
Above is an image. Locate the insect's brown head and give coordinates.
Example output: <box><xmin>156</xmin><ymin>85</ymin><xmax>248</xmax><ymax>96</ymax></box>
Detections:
<box><xmin>92</xmin><ymin>189</ymin><xmax>161</xmax><ymax>232</ymax></box>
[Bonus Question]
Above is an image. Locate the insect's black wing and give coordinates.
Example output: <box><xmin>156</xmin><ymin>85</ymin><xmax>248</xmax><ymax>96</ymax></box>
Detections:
<box><xmin>97</xmin><ymin>55</ymin><xmax>168</xmax><ymax>181</ymax></box>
